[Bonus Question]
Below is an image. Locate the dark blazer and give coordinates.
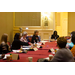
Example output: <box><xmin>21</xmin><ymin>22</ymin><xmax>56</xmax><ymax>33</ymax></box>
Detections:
<box><xmin>0</xmin><ymin>44</ymin><xmax>9</xmax><ymax>54</ymax></box>
<box><xmin>11</xmin><ymin>39</ymin><xmax>29</xmax><ymax>50</ymax></box>
<box><xmin>31</xmin><ymin>35</ymin><xmax>40</xmax><ymax>43</ymax></box>
<box><xmin>51</xmin><ymin>35</ymin><xmax>59</xmax><ymax>40</ymax></box>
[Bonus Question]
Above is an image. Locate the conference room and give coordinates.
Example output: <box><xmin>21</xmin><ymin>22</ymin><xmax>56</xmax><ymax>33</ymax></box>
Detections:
<box><xmin>0</xmin><ymin>12</ymin><xmax>75</xmax><ymax>62</ymax></box>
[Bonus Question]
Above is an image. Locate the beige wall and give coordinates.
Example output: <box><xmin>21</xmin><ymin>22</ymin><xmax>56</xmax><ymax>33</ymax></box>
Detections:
<box><xmin>55</xmin><ymin>12</ymin><xmax>68</xmax><ymax>36</ymax></box>
<box><xmin>68</xmin><ymin>12</ymin><xmax>75</xmax><ymax>34</ymax></box>
<box><xmin>0</xmin><ymin>12</ymin><xmax>13</xmax><ymax>43</ymax></box>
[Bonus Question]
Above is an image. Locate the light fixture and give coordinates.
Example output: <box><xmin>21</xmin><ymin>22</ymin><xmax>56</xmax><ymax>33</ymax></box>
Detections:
<box><xmin>19</xmin><ymin>27</ymin><xmax>22</xmax><ymax>33</ymax></box>
<box><xmin>26</xmin><ymin>27</ymin><xmax>28</xmax><ymax>30</ymax></box>
<box><xmin>44</xmin><ymin>16</ymin><xmax>48</xmax><ymax>26</ymax></box>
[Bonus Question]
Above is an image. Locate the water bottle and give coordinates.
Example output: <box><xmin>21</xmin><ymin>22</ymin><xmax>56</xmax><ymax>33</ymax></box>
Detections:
<box><xmin>55</xmin><ymin>37</ymin><xmax>56</xmax><ymax>40</ymax></box>
<box><xmin>10</xmin><ymin>53</ymin><xmax>12</xmax><ymax>61</ymax></box>
<box><xmin>34</xmin><ymin>40</ymin><xmax>37</xmax><ymax>47</ymax></box>
<box><xmin>33</xmin><ymin>40</ymin><xmax>35</xmax><ymax>46</ymax></box>
<box><xmin>37</xmin><ymin>40</ymin><xmax>39</xmax><ymax>43</ymax></box>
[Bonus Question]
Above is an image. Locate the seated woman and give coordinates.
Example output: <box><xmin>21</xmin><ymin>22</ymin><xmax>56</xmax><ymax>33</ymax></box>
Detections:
<box><xmin>71</xmin><ymin>34</ymin><xmax>75</xmax><ymax>57</ymax></box>
<box><xmin>0</xmin><ymin>33</ymin><xmax>10</xmax><ymax>54</ymax></box>
<box><xmin>51</xmin><ymin>31</ymin><xmax>59</xmax><ymax>40</ymax></box>
<box><xmin>11</xmin><ymin>33</ymin><xmax>29</xmax><ymax>50</ymax></box>
<box><xmin>20</xmin><ymin>32</ymin><xmax>28</xmax><ymax>42</ymax></box>
<box><xmin>50</xmin><ymin>37</ymin><xmax>74</xmax><ymax>62</ymax></box>
<box><xmin>66</xmin><ymin>31</ymin><xmax>75</xmax><ymax>50</ymax></box>
<box><xmin>31</xmin><ymin>30</ymin><xmax>40</xmax><ymax>43</ymax></box>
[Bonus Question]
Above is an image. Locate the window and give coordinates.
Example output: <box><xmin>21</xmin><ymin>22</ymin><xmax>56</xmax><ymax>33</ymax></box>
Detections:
<box><xmin>15</xmin><ymin>12</ymin><xmax>41</xmax><ymax>26</ymax></box>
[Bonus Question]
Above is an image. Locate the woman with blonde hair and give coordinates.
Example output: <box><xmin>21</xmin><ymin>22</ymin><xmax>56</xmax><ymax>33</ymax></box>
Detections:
<box><xmin>31</xmin><ymin>30</ymin><xmax>40</xmax><ymax>43</ymax></box>
<box><xmin>0</xmin><ymin>33</ymin><xmax>10</xmax><ymax>54</ymax></box>
<box><xmin>20</xmin><ymin>31</ymin><xmax>28</xmax><ymax>42</ymax></box>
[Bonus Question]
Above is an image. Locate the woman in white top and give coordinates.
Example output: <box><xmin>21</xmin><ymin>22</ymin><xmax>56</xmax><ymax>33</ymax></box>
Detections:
<box><xmin>20</xmin><ymin>32</ymin><xmax>28</xmax><ymax>42</ymax></box>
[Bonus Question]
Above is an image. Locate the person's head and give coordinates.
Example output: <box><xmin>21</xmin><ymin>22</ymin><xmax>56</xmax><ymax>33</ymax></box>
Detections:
<box><xmin>22</xmin><ymin>32</ymin><xmax>27</xmax><ymax>38</ymax></box>
<box><xmin>1</xmin><ymin>33</ymin><xmax>8</xmax><ymax>44</ymax></box>
<box><xmin>14</xmin><ymin>33</ymin><xmax>20</xmax><ymax>40</ymax></box>
<box><xmin>53</xmin><ymin>31</ymin><xmax>57</xmax><ymax>36</ymax></box>
<box><xmin>34</xmin><ymin>30</ymin><xmax>39</xmax><ymax>36</ymax></box>
<box><xmin>71</xmin><ymin>34</ymin><xmax>75</xmax><ymax>45</ymax></box>
<box><xmin>71</xmin><ymin>31</ymin><xmax>75</xmax><ymax>37</ymax></box>
<box><xmin>57</xmin><ymin>37</ymin><xmax>67</xmax><ymax>49</ymax></box>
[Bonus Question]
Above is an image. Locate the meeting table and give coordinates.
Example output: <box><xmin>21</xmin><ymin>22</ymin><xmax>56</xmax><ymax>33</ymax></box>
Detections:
<box><xmin>0</xmin><ymin>41</ymin><xmax>58</xmax><ymax>62</ymax></box>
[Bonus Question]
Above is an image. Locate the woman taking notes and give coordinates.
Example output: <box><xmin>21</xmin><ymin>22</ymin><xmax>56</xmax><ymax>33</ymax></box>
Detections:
<box><xmin>11</xmin><ymin>33</ymin><xmax>29</xmax><ymax>50</ymax></box>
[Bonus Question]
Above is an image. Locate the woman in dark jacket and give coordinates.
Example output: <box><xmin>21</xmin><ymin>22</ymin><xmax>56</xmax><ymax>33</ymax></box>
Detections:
<box><xmin>31</xmin><ymin>30</ymin><xmax>40</xmax><ymax>43</ymax></box>
<box><xmin>0</xmin><ymin>33</ymin><xmax>10</xmax><ymax>54</ymax></box>
<box><xmin>51</xmin><ymin>31</ymin><xmax>59</xmax><ymax>40</ymax></box>
<box><xmin>11</xmin><ymin>33</ymin><xmax>29</xmax><ymax>50</ymax></box>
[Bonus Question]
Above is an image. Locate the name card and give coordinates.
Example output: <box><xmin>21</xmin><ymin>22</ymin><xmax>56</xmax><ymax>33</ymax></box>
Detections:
<box><xmin>33</xmin><ymin>48</ymin><xmax>38</xmax><ymax>51</ymax></box>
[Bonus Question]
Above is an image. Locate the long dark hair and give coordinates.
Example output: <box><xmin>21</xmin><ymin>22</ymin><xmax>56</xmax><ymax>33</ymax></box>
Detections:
<box><xmin>53</xmin><ymin>31</ymin><xmax>57</xmax><ymax>36</ymax></box>
<box><xmin>1</xmin><ymin>33</ymin><xmax>8</xmax><ymax>44</ymax></box>
<box><xmin>71</xmin><ymin>34</ymin><xmax>75</xmax><ymax>44</ymax></box>
<box><xmin>14</xmin><ymin>33</ymin><xmax>20</xmax><ymax>40</ymax></box>
<box><xmin>71</xmin><ymin>31</ymin><xmax>75</xmax><ymax>36</ymax></box>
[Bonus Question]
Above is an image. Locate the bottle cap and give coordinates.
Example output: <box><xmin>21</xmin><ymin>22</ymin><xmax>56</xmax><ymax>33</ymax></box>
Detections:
<box><xmin>10</xmin><ymin>53</ymin><xmax>12</xmax><ymax>55</ymax></box>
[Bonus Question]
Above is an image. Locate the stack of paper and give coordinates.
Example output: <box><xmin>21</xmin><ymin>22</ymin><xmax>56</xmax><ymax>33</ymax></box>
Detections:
<box><xmin>41</xmin><ymin>41</ymin><xmax>48</xmax><ymax>43</ymax></box>
<box><xmin>33</xmin><ymin>48</ymin><xmax>38</xmax><ymax>51</ymax></box>
<box><xmin>3</xmin><ymin>54</ymin><xmax>10</xmax><ymax>59</ymax></box>
<box><xmin>12</xmin><ymin>50</ymin><xmax>22</xmax><ymax>53</ymax></box>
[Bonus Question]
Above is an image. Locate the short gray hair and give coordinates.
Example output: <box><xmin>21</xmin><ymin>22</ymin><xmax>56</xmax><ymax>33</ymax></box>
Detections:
<box><xmin>22</xmin><ymin>32</ymin><xmax>27</xmax><ymax>36</ymax></box>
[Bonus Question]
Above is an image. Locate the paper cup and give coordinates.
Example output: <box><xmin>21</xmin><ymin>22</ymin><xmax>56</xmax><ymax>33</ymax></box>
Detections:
<box><xmin>28</xmin><ymin>57</ymin><xmax>33</xmax><ymax>62</ymax></box>
<box><xmin>49</xmin><ymin>55</ymin><xmax>53</xmax><ymax>61</ymax></box>
<box><xmin>7</xmin><ymin>56</ymin><xmax>10</xmax><ymax>61</ymax></box>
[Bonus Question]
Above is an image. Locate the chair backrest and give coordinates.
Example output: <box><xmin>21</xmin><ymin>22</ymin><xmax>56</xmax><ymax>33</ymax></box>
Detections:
<box><xmin>26</xmin><ymin>35</ymin><xmax>41</xmax><ymax>42</ymax></box>
<box><xmin>65</xmin><ymin>36</ymin><xmax>71</xmax><ymax>40</ymax></box>
<box><xmin>26</xmin><ymin>36</ymin><xmax>32</xmax><ymax>42</ymax></box>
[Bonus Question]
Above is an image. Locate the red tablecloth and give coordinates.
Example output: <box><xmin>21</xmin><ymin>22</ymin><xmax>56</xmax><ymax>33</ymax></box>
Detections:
<box><xmin>0</xmin><ymin>41</ymin><xmax>58</xmax><ymax>62</ymax></box>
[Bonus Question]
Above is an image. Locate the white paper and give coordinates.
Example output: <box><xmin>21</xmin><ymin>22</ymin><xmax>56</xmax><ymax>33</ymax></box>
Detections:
<box><xmin>12</xmin><ymin>50</ymin><xmax>22</xmax><ymax>53</ymax></box>
<box><xmin>22</xmin><ymin>48</ymin><xmax>30</xmax><ymax>50</ymax></box>
<box><xmin>52</xmin><ymin>52</ymin><xmax>55</xmax><ymax>54</ymax></box>
<box><xmin>41</xmin><ymin>41</ymin><xmax>48</xmax><ymax>43</ymax></box>
<box><xmin>3</xmin><ymin>54</ymin><xmax>10</xmax><ymax>59</ymax></box>
<box><xmin>50</xmin><ymin>48</ymin><xmax>55</xmax><ymax>52</ymax></box>
<box><xmin>22</xmin><ymin>46</ymin><xmax>31</xmax><ymax>48</ymax></box>
<box><xmin>37</xmin><ymin>43</ymin><xmax>41</xmax><ymax>46</ymax></box>
<box><xmin>37</xmin><ymin>46</ymin><xmax>40</xmax><ymax>48</ymax></box>
<box><xmin>33</xmin><ymin>48</ymin><xmax>38</xmax><ymax>51</ymax></box>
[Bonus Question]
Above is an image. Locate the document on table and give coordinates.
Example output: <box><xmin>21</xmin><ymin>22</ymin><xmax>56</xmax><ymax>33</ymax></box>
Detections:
<box><xmin>12</xmin><ymin>50</ymin><xmax>21</xmax><ymax>53</ymax></box>
<box><xmin>41</xmin><ymin>41</ymin><xmax>48</xmax><ymax>43</ymax></box>
<box><xmin>3</xmin><ymin>54</ymin><xmax>10</xmax><ymax>59</ymax></box>
<box><xmin>33</xmin><ymin>48</ymin><xmax>38</xmax><ymax>51</ymax></box>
